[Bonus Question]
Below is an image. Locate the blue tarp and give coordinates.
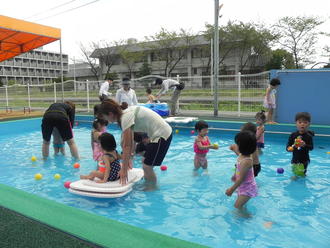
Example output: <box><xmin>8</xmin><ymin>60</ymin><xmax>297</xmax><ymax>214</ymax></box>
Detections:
<box><xmin>139</xmin><ymin>103</ymin><xmax>169</xmax><ymax>116</ymax></box>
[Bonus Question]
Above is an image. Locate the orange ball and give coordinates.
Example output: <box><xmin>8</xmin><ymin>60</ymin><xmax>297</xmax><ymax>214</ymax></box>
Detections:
<box><xmin>288</xmin><ymin>146</ymin><xmax>293</xmax><ymax>152</ymax></box>
<box><xmin>73</xmin><ymin>162</ymin><xmax>80</xmax><ymax>168</ymax></box>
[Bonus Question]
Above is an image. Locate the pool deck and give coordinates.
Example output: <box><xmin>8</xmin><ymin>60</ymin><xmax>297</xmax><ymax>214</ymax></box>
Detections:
<box><xmin>0</xmin><ymin>183</ymin><xmax>207</xmax><ymax>248</ymax></box>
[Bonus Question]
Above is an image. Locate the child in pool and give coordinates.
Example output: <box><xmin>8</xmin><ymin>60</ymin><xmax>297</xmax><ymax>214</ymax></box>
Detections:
<box><xmin>91</xmin><ymin>118</ymin><xmax>108</xmax><ymax>162</ymax></box>
<box><xmin>81</xmin><ymin>133</ymin><xmax>121</xmax><ymax>183</ymax></box>
<box><xmin>286</xmin><ymin>112</ymin><xmax>314</xmax><ymax>176</ymax></box>
<box><xmin>226</xmin><ymin>131</ymin><xmax>258</xmax><ymax>208</ymax></box>
<box><xmin>263</xmin><ymin>78</ymin><xmax>281</xmax><ymax>124</ymax></box>
<box><xmin>193</xmin><ymin>120</ymin><xmax>219</xmax><ymax>175</ymax></box>
<box><xmin>146</xmin><ymin>88</ymin><xmax>159</xmax><ymax>103</ymax></box>
<box><xmin>255</xmin><ymin>110</ymin><xmax>266</xmax><ymax>155</ymax></box>
<box><xmin>230</xmin><ymin>122</ymin><xmax>261</xmax><ymax>177</ymax></box>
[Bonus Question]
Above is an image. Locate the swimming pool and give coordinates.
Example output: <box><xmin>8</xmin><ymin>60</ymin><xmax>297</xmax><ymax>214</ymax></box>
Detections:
<box><xmin>0</xmin><ymin>118</ymin><xmax>329</xmax><ymax>248</ymax></box>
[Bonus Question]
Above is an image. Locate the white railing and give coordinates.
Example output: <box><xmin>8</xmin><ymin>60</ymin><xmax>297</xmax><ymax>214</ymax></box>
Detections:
<box><xmin>0</xmin><ymin>72</ymin><xmax>270</xmax><ymax>117</ymax></box>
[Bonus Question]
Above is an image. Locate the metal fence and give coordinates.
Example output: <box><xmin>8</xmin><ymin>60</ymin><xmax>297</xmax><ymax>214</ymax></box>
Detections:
<box><xmin>0</xmin><ymin>72</ymin><xmax>270</xmax><ymax>118</ymax></box>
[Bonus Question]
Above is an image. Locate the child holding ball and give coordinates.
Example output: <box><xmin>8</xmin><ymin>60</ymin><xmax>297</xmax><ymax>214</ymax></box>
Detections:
<box><xmin>193</xmin><ymin>120</ymin><xmax>219</xmax><ymax>175</ymax></box>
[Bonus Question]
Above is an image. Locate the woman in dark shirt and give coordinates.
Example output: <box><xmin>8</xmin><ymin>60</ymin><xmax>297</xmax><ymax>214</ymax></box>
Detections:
<box><xmin>41</xmin><ymin>101</ymin><xmax>79</xmax><ymax>159</ymax></box>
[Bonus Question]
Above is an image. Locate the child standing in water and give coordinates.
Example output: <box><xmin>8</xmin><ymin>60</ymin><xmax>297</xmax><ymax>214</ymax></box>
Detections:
<box><xmin>287</xmin><ymin>112</ymin><xmax>314</xmax><ymax>176</ymax></box>
<box><xmin>81</xmin><ymin>133</ymin><xmax>121</xmax><ymax>183</ymax></box>
<box><xmin>230</xmin><ymin>122</ymin><xmax>261</xmax><ymax>177</ymax></box>
<box><xmin>263</xmin><ymin>78</ymin><xmax>281</xmax><ymax>124</ymax></box>
<box><xmin>226</xmin><ymin>131</ymin><xmax>258</xmax><ymax>208</ymax></box>
<box><xmin>255</xmin><ymin>110</ymin><xmax>266</xmax><ymax>155</ymax></box>
<box><xmin>193</xmin><ymin>120</ymin><xmax>219</xmax><ymax>175</ymax></box>
<box><xmin>91</xmin><ymin>118</ymin><xmax>108</xmax><ymax>162</ymax></box>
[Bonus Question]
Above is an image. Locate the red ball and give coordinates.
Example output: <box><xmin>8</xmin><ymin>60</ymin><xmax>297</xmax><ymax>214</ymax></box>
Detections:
<box><xmin>64</xmin><ymin>181</ymin><xmax>71</xmax><ymax>188</ymax></box>
<box><xmin>75</xmin><ymin>122</ymin><xmax>79</xmax><ymax>126</ymax></box>
<box><xmin>190</xmin><ymin>130</ymin><xmax>195</xmax><ymax>134</ymax></box>
<box><xmin>73</xmin><ymin>163</ymin><xmax>80</xmax><ymax>168</ymax></box>
<box><xmin>160</xmin><ymin>165</ymin><xmax>167</xmax><ymax>171</ymax></box>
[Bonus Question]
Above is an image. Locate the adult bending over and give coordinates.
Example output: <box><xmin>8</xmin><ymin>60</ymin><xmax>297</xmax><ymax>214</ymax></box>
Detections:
<box><xmin>41</xmin><ymin>101</ymin><xmax>79</xmax><ymax>159</ymax></box>
<box><xmin>99</xmin><ymin>99</ymin><xmax>172</xmax><ymax>188</ymax></box>
<box><xmin>155</xmin><ymin>78</ymin><xmax>184</xmax><ymax>116</ymax></box>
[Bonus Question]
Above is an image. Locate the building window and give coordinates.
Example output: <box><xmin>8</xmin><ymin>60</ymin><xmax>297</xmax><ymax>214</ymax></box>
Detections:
<box><xmin>193</xmin><ymin>68</ymin><xmax>198</xmax><ymax>75</ymax></box>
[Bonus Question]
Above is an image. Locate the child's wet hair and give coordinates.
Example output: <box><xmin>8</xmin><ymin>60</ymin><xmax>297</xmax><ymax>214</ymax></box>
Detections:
<box><xmin>270</xmin><ymin>78</ymin><xmax>281</xmax><ymax>86</ymax></box>
<box><xmin>92</xmin><ymin>118</ymin><xmax>108</xmax><ymax>129</ymax></box>
<box><xmin>295</xmin><ymin>112</ymin><xmax>311</xmax><ymax>122</ymax></box>
<box><xmin>195</xmin><ymin>120</ymin><xmax>208</xmax><ymax>131</ymax></box>
<box><xmin>241</xmin><ymin>122</ymin><xmax>257</xmax><ymax>134</ymax></box>
<box><xmin>99</xmin><ymin>132</ymin><xmax>116</xmax><ymax>151</ymax></box>
<box><xmin>255</xmin><ymin>110</ymin><xmax>266</xmax><ymax>123</ymax></box>
<box><xmin>235</xmin><ymin>131</ymin><xmax>257</xmax><ymax>156</ymax></box>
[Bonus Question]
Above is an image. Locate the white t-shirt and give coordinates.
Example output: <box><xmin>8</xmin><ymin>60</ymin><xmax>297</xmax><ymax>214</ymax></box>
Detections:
<box><xmin>156</xmin><ymin>79</ymin><xmax>179</xmax><ymax>96</ymax></box>
<box><xmin>121</xmin><ymin>106</ymin><xmax>172</xmax><ymax>143</ymax></box>
<box><xmin>99</xmin><ymin>81</ymin><xmax>111</xmax><ymax>96</ymax></box>
<box><xmin>115</xmin><ymin>88</ymin><xmax>138</xmax><ymax>106</ymax></box>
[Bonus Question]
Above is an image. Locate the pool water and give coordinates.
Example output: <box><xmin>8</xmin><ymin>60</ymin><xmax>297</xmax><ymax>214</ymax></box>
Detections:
<box><xmin>0</xmin><ymin>118</ymin><xmax>329</xmax><ymax>248</ymax></box>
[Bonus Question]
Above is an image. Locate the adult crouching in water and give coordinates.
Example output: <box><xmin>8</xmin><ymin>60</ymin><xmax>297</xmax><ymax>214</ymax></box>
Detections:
<box><xmin>99</xmin><ymin>99</ymin><xmax>172</xmax><ymax>189</ymax></box>
<box><xmin>41</xmin><ymin>101</ymin><xmax>79</xmax><ymax>160</ymax></box>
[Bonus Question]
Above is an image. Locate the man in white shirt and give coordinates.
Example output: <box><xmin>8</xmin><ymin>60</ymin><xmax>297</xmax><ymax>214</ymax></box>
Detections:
<box><xmin>155</xmin><ymin>78</ymin><xmax>184</xmax><ymax>116</ymax></box>
<box><xmin>99</xmin><ymin>78</ymin><xmax>113</xmax><ymax>101</ymax></box>
<box><xmin>115</xmin><ymin>78</ymin><xmax>138</xmax><ymax>107</ymax></box>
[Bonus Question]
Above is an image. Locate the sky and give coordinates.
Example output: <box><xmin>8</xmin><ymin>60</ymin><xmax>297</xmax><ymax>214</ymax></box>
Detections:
<box><xmin>2</xmin><ymin>0</ymin><xmax>330</xmax><ymax>66</ymax></box>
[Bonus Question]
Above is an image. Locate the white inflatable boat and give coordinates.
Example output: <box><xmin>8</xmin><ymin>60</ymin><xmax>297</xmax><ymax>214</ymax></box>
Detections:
<box><xmin>165</xmin><ymin>116</ymin><xmax>198</xmax><ymax>124</ymax></box>
<box><xmin>69</xmin><ymin>168</ymin><xmax>144</xmax><ymax>198</ymax></box>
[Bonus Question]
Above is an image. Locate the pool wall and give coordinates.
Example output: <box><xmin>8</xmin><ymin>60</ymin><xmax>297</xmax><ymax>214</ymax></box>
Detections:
<box><xmin>271</xmin><ymin>69</ymin><xmax>330</xmax><ymax>125</ymax></box>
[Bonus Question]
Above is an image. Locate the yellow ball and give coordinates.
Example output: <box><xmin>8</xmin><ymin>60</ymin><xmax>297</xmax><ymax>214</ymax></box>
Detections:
<box><xmin>34</xmin><ymin>173</ymin><xmax>43</xmax><ymax>180</ymax></box>
<box><xmin>175</xmin><ymin>129</ymin><xmax>179</xmax><ymax>134</ymax></box>
<box><xmin>213</xmin><ymin>143</ymin><xmax>219</xmax><ymax>149</ymax></box>
<box><xmin>31</xmin><ymin>156</ymin><xmax>37</xmax><ymax>162</ymax></box>
<box><xmin>327</xmin><ymin>151</ymin><xmax>330</xmax><ymax>154</ymax></box>
<box><xmin>54</xmin><ymin>174</ymin><xmax>61</xmax><ymax>180</ymax></box>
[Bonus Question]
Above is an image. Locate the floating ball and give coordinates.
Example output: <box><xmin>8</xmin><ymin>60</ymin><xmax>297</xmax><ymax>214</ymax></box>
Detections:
<box><xmin>54</xmin><ymin>174</ymin><xmax>61</xmax><ymax>180</ymax></box>
<box><xmin>64</xmin><ymin>181</ymin><xmax>71</xmax><ymax>188</ymax></box>
<box><xmin>73</xmin><ymin>163</ymin><xmax>80</xmax><ymax>169</ymax></box>
<box><xmin>277</xmin><ymin>168</ymin><xmax>284</xmax><ymax>174</ymax></box>
<box><xmin>175</xmin><ymin>129</ymin><xmax>179</xmax><ymax>134</ymax></box>
<box><xmin>160</xmin><ymin>165</ymin><xmax>168</xmax><ymax>171</ymax></box>
<box><xmin>34</xmin><ymin>173</ymin><xmax>43</xmax><ymax>180</ymax></box>
<box><xmin>213</xmin><ymin>143</ymin><xmax>219</xmax><ymax>149</ymax></box>
<box><xmin>190</xmin><ymin>130</ymin><xmax>195</xmax><ymax>134</ymax></box>
<box><xmin>31</xmin><ymin>156</ymin><xmax>37</xmax><ymax>162</ymax></box>
<box><xmin>327</xmin><ymin>151</ymin><xmax>330</xmax><ymax>154</ymax></box>
<box><xmin>75</xmin><ymin>122</ymin><xmax>79</xmax><ymax>126</ymax></box>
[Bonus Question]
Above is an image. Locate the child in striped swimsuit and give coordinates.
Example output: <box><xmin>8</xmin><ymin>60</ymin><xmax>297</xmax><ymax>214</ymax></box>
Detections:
<box><xmin>226</xmin><ymin>131</ymin><xmax>258</xmax><ymax>209</ymax></box>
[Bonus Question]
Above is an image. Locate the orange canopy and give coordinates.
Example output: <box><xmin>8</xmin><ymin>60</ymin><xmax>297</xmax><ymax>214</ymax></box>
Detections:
<box><xmin>0</xmin><ymin>15</ymin><xmax>61</xmax><ymax>62</ymax></box>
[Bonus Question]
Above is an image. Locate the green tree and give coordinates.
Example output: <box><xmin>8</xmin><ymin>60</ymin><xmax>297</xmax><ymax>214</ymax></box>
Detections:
<box><xmin>136</xmin><ymin>61</ymin><xmax>152</xmax><ymax>78</ymax></box>
<box><xmin>145</xmin><ymin>28</ymin><xmax>197</xmax><ymax>76</ymax></box>
<box><xmin>273</xmin><ymin>16</ymin><xmax>325</xmax><ymax>68</ymax></box>
<box><xmin>203</xmin><ymin>21</ymin><xmax>276</xmax><ymax>73</ymax></box>
<box><xmin>265</xmin><ymin>49</ymin><xmax>295</xmax><ymax>70</ymax></box>
<box><xmin>117</xmin><ymin>38</ymin><xmax>145</xmax><ymax>78</ymax></box>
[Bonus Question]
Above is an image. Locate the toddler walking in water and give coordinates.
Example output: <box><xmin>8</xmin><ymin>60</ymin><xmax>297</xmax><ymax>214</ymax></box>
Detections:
<box><xmin>255</xmin><ymin>110</ymin><xmax>266</xmax><ymax>155</ymax></box>
<box><xmin>193</xmin><ymin>120</ymin><xmax>219</xmax><ymax>175</ymax></box>
<box><xmin>263</xmin><ymin>78</ymin><xmax>281</xmax><ymax>124</ymax></box>
<box><xmin>226</xmin><ymin>131</ymin><xmax>258</xmax><ymax>208</ymax></box>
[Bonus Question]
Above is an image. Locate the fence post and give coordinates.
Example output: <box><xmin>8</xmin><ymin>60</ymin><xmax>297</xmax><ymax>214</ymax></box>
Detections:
<box><xmin>27</xmin><ymin>83</ymin><xmax>31</xmax><ymax>109</ymax></box>
<box><xmin>86</xmin><ymin>80</ymin><xmax>90</xmax><ymax>112</ymax></box>
<box><xmin>54</xmin><ymin>81</ymin><xmax>57</xmax><ymax>103</ymax></box>
<box><xmin>238</xmin><ymin>72</ymin><xmax>241</xmax><ymax>117</ymax></box>
<box><xmin>5</xmin><ymin>85</ymin><xmax>9</xmax><ymax>108</ymax></box>
<box><xmin>176</xmin><ymin>75</ymin><xmax>180</xmax><ymax>114</ymax></box>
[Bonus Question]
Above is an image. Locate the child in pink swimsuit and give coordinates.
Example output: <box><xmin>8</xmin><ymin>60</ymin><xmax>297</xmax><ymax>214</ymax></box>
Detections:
<box><xmin>193</xmin><ymin>120</ymin><xmax>219</xmax><ymax>175</ymax></box>
<box><xmin>226</xmin><ymin>131</ymin><xmax>258</xmax><ymax>209</ymax></box>
<box><xmin>255</xmin><ymin>110</ymin><xmax>266</xmax><ymax>155</ymax></box>
<box><xmin>91</xmin><ymin>118</ymin><xmax>108</xmax><ymax>162</ymax></box>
